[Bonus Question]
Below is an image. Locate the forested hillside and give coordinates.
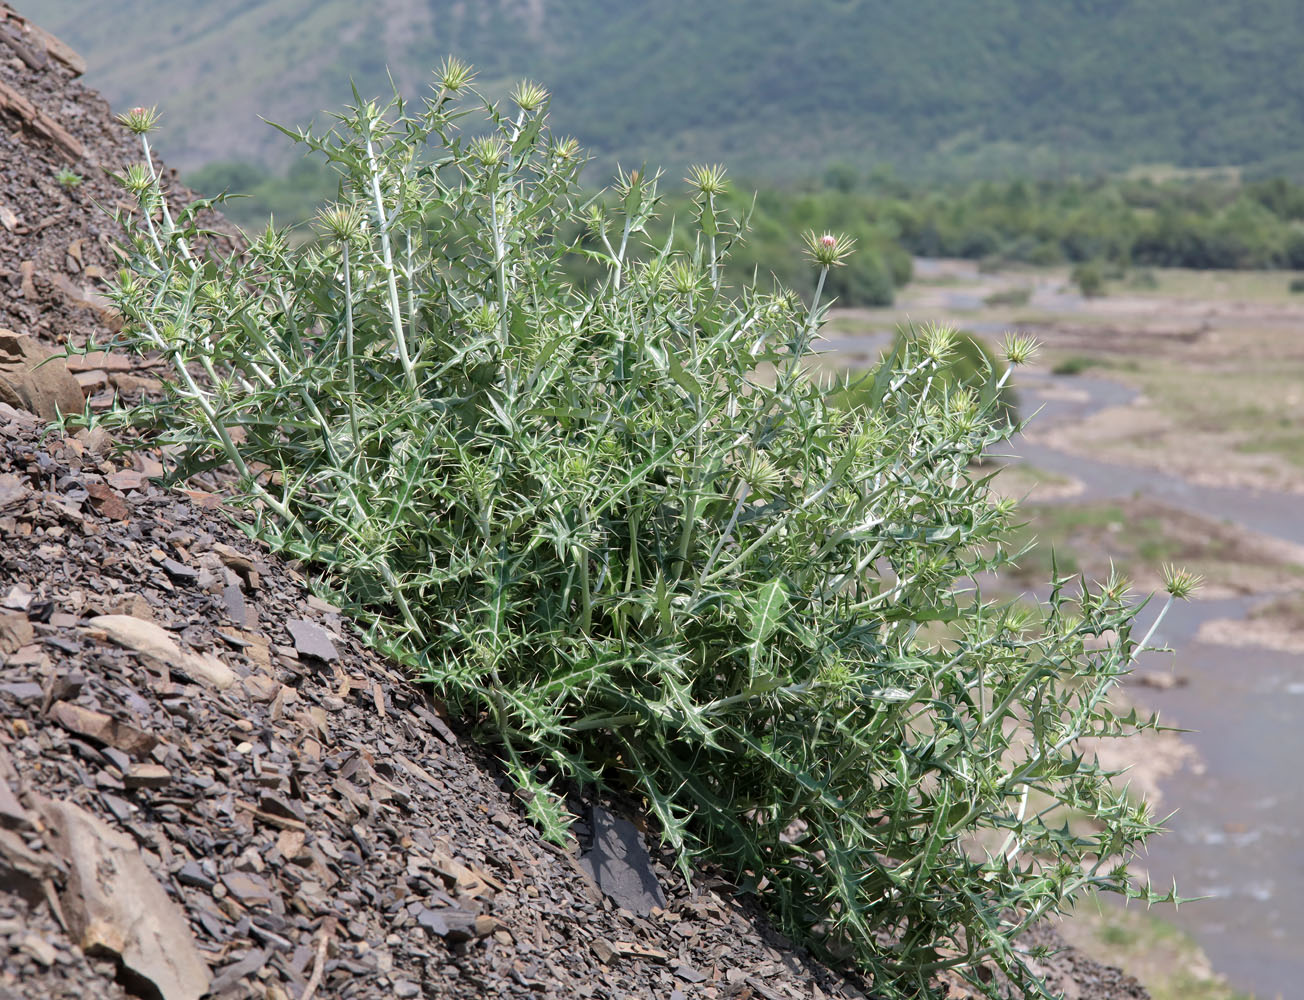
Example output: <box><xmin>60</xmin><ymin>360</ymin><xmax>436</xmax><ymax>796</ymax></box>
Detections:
<box><xmin>31</xmin><ymin>0</ymin><xmax>1304</xmax><ymax>180</ymax></box>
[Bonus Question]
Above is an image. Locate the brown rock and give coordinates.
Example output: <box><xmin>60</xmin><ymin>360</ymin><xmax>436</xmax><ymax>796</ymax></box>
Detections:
<box><xmin>105</xmin><ymin>469</ymin><xmax>144</xmax><ymax>491</ymax></box>
<box><xmin>0</xmin><ymin>78</ymin><xmax>83</xmax><ymax>159</ymax></box>
<box><xmin>87</xmin><ymin>615</ymin><xmax>235</xmax><ymax>690</ymax></box>
<box><xmin>109</xmin><ymin>371</ymin><xmax>162</xmax><ymax>396</ymax></box>
<box><xmin>0</xmin><ymin>750</ymin><xmax>32</xmax><ymax>830</ymax></box>
<box><xmin>0</xmin><ymin>471</ymin><xmax>29</xmax><ymax>511</ymax></box>
<box><xmin>0</xmin><ymin>825</ymin><xmax>54</xmax><ymax>883</ymax></box>
<box><xmin>85</xmin><ymin>482</ymin><xmax>129</xmax><ymax>520</ymax></box>
<box><xmin>64</xmin><ymin>350</ymin><xmax>136</xmax><ymax>373</ymax></box>
<box><xmin>73</xmin><ymin>369</ymin><xmax>107</xmax><ymax>393</ymax></box>
<box><xmin>48</xmin><ymin>702</ymin><xmax>158</xmax><ymax>758</ymax></box>
<box><xmin>0</xmin><ymin>330</ymin><xmax>84</xmax><ymax>421</ymax></box>
<box><xmin>0</xmin><ymin>7</ymin><xmax>87</xmax><ymax>75</ymax></box>
<box><xmin>33</xmin><ymin>795</ymin><xmax>211</xmax><ymax>1000</ymax></box>
<box><xmin>123</xmin><ymin>763</ymin><xmax>171</xmax><ymax>789</ymax></box>
<box><xmin>0</xmin><ymin>610</ymin><xmax>33</xmax><ymax>654</ymax></box>
<box><xmin>50</xmin><ymin>275</ymin><xmax>121</xmax><ymax>331</ymax></box>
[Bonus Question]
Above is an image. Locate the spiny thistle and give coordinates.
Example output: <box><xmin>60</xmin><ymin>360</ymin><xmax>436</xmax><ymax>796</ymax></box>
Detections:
<box><xmin>510</xmin><ymin>80</ymin><xmax>549</xmax><ymax>112</ymax></box>
<box><xmin>802</xmin><ymin>229</ymin><xmax>856</xmax><ymax>267</ymax></box>
<box><xmin>100</xmin><ymin>63</ymin><xmax>1180</xmax><ymax>1000</ymax></box>
<box><xmin>116</xmin><ymin>104</ymin><xmax>160</xmax><ymax>135</ymax></box>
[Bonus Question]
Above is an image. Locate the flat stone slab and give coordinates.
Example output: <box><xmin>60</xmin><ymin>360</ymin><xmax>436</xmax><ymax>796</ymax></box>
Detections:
<box><xmin>578</xmin><ymin>804</ymin><xmax>666</xmax><ymax>916</ymax></box>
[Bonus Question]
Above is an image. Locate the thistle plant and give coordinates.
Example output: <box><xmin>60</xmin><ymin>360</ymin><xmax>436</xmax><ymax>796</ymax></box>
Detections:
<box><xmin>102</xmin><ymin>67</ymin><xmax>1186</xmax><ymax>997</ymax></box>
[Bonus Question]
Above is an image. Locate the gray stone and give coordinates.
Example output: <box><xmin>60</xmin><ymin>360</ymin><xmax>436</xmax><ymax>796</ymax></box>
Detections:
<box><xmin>221</xmin><ymin>583</ymin><xmax>248</xmax><ymax>628</ymax></box>
<box><xmin>176</xmin><ymin>860</ymin><xmax>215</xmax><ymax>890</ymax></box>
<box><xmin>160</xmin><ymin>558</ymin><xmax>198</xmax><ymax>584</ymax></box>
<box><xmin>286</xmin><ymin>618</ymin><xmax>338</xmax><ymax>662</ymax></box>
<box><xmin>578</xmin><ymin>805</ymin><xmax>666</xmax><ymax>916</ymax></box>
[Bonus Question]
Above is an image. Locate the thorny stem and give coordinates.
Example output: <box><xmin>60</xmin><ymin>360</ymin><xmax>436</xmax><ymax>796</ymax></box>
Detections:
<box><xmin>341</xmin><ymin>246</ymin><xmax>360</xmax><ymax>447</ymax></box>
<box><xmin>363</xmin><ymin>126</ymin><xmax>418</xmax><ymax>393</ymax></box>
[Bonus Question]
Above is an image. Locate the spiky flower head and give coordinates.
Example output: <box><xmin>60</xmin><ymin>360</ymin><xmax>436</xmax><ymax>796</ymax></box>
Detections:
<box><xmin>686</xmin><ymin>164</ymin><xmax>728</xmax><ymax>197</ymax></box>
<box><xmin>115</xmin><ymin>268</ymin><xmax>141</xmax><ymax>299</ymax></box>
<box><xmin>436</xmin><ymin>56</ymin><xmax>475</xmax><ymax>92</ymax></box>
<box><xmin>1002</xmin><ymin>331</ymin><xmax>1040</xmax><ymax>366</ymax></box>
<box><xmin>923</xmin><ymin>323</ymin><xmax>957</xmax><ymax>362</ymax></box>
<box><xmin>511</xmin><ymin>80</ymin><xmax>549</xmax><ymax>112</ymax></box>
<box><xmin>551</xmin><ymin>137</ymin><xmax>581</xmax><ymax>161</ymax></box>
<box><xmin>315</xmin><ymin>203</ymin><xmax>364</xmax><ymax>243</ymax></box>
<box><xmin>1162</xmin><ymin>564</ymin><xmax>1203</xmax><ymax>600</ymax></box>
<box><xmin>740</xmin><ymin>453</ymin><xmax>783</xmax><ymax>497</ymax></box>
<box><xmin>468</xmin><ymin>301</ymin><xmax>499</xmax><ymax>335</ymax></box>
<box><xmin>584</xmin><ymin>202</ymin><xmax>608</xmax><ymax>238</ymax></box>
<box><xmin>668</xmin><ymin>260</ymin><xmax>704</xmax><ymax>296</ymax></box>
<box><xmin>250</xmin><ymin>220</ymin><xmax>289</xmax><ymax>260</ymax></box>
<box><xmin>469</xmin><ymin>135</ymin><xmax>508</xmax><ymax>169</ymax></box>
<box><xmin>120</xmin><ymin>162</ymin><xmax>155</xmax><ymax>196</ymax></box>
<box><xmin>117</xmin><ymin>105</ymin><xmax>161</xmax><ymax>135</ymax></box>
<box><xmin>802</xmin><ymin>230</ymin><xmax>856</xmax><ymax>268</ymax></box>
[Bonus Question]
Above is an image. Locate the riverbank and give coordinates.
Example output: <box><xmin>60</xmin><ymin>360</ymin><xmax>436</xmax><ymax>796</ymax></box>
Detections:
<box><xmin>826</xmin><ymin>261</ymin><xmax>1304</xmax><ymax>999</ymax></box>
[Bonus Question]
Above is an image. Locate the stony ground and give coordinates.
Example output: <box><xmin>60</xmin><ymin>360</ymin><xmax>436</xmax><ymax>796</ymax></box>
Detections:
<box><xmin>0</xmin><ymin>7</ymin><xmax>1154</xmax><ymax>999</ymax></box>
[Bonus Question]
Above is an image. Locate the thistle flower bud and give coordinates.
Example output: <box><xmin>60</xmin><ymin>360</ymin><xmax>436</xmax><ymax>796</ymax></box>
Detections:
<box><xmin>801</xmin><ymin>230</ymin><xmax>855</xmax><ymax>268</ymax></box>
<box><xmin>1162</xmin><ymin>564</ymin><xmax>1203</xmax><ymax>600</ymax></box>
<box><xmin>315</xmin><ymin>203</ymin><xmax>364</xmax><ymax>242</ymax></box>
<box><xmin>923</xmin><ymin>323</ymin><xmax>957</xmax><ymax>362</ymax></box>
<box><xmin>551</xmin><ymin>137</ymin><xmax>581</xmax><ymax>161</ymax></box>
<box><xmin>121</xmin><ymin>162</ymin><xmax>154</xmax><ymax>196</ymax></box>
<box><xmin>686</xmin><ymin>164</ymin><xmax>727</xmax><ymax>196</ymax></box>
<box><xmin>740</xmin><ymin>453</ymin><xmax>782</xmax><ymax>497</ymax></box>
<box><xmin>436</xmin><ymin>56</ymin><xmax>475</xmax><ymax>92</ymax></box>
<box><xmin>511</xmin><ymin>80</ymin><xmax>549</xmax><ymax>112</ymax></box>
<box><xmin>117</xmin><ymin>105</ymin><xmax>161</xmax><ymax>135</ymax></box>
<box><xmin>668</xmin><ymin>260</ymin><xmax>702</xmax><ymax>296</ymax></box>
<box><xmin>115</xmin><ymin>269</ymin><xmax>141</xmax><ymax>298</ymax></box>
<box><xmin>469</xmin><ymin>135</ymin><xmax>508</xmax><ymax>169</ymax></box>
<box><xmin>1001</xmin><ymin>332</ymin><xmax>1040</xmax><ymax>366</ymax></box>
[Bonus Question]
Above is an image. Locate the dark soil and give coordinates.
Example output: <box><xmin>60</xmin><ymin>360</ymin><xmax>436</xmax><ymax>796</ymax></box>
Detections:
<box><xmin>0</xmin><ymin>8</ymin><xmax>1151</xmax><ymax>999</ymax></box>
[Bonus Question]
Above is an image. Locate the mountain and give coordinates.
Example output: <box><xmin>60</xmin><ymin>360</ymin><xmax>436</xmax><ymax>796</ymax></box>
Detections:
<box><xmin>27</xmin><ymin>0</ymin><xmax>1304</xmax><ymax>182</ymax></box>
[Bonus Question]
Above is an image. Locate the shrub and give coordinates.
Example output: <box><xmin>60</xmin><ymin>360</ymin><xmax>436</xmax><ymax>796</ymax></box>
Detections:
<box><xmin>982</xmin><ymin>286</ymin><xmax>1032</xmax><ymax>308</ymax></box>
<box><xmin>1051</xmin><ymin>355</ymin><xmax>1106</xmax><ymax>376</ymax></box>
<box><xmin>103</xmin><ymin>70</ymin><xmax>1183</xmax><ymax>997</ymax></box>
<box><xmin>1071</xmin><ymin>260</ymin><xmax>1108</xmax><ymax>297</ymax></box>
<box><xmin>1289</xmin><ymin>276</ymin><xmax>1304</xmax><ymax>293</ymax></box>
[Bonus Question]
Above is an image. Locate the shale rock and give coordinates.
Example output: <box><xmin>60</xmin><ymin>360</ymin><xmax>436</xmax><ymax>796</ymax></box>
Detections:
<box><xmin>0</xmin><ymin>330</ymin><xmax>82</xmax><ymax>421</ymax></box>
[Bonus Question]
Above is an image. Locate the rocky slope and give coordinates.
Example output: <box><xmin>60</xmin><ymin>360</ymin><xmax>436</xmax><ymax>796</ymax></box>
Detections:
<box><xmin>0</xmin><ymin>10</ymin><xmax>1151</xmax><ymax>999</ymax></box>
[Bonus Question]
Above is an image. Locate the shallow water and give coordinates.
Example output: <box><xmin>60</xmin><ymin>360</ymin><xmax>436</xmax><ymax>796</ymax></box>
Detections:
<box><xmin>817</xmin><ymin>336</ymin><xmax>1304</xmax><ymax>996</ymax></box>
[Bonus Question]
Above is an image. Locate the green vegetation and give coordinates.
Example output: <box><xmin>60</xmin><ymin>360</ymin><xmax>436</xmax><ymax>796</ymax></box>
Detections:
<box><xmin>54</xmin><ymin>167</ymin><xmax>83</xmax><ymax>189</ymax></box>
<box><xmin>1051</xmin><ymin>356</ymin><xmax>1109</xmax><ymax>377</ymax></box>
<box><xmin>40</xmin><ymin>0</ymin><xmax>1304</xmax><ymax>181</ymax></box>
<box><xmin>887</xmin><ymin>175</ymin><xmax>1304</xmax><ymax>271</ymax></box>
<box><xmin>1072</xmin><ymin>260</ymin><xmax>1108</xmax><ymax>298</ymax></box>
<box><xmin>187</xmin><ymin>159</ymin><xmax>1304</xmax><ymax>306</ymax></box>
<box><xmin>187</xmin><ymin>157</ymin><xmax>910</xmax><ymax>306</ymax></box>
<box><xmin>828</xmin><ymin>330</ymin><xmax>1017</xmax><ymax>425</ymax></box>
<box><xmin>983</xmin><ymin>286</ymin><xmax>1032</xmax><ymax>308</ymax></box>
<box><xmin>102</xmin><ymin>68</ymin><xmax>1187</xmax><ymax>998</ymax></box>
